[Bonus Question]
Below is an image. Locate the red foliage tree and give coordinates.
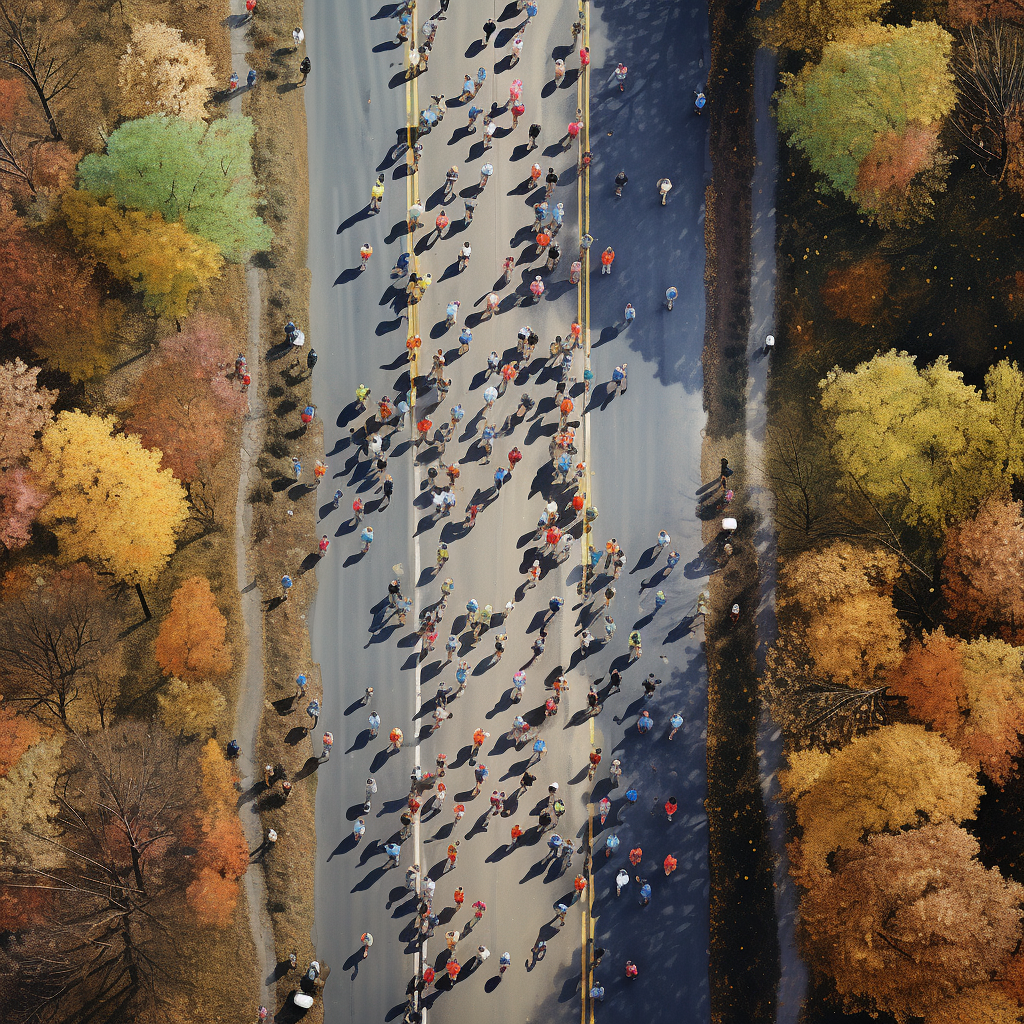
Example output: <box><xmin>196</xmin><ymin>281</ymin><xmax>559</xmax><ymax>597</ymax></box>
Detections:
<box><xmin>124</xmin><ymin>315</ymin><xmax>245</xmax><ymax>481</ymax></box>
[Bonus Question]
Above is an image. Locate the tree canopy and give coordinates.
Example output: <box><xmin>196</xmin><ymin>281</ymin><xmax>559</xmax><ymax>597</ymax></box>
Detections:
<box><xmin>60</xmin><ymin>189</ymin><xmax>222</xmax><ymax>320</ymax></box>
<box><xmin>116</xmin><ymin>21</ymin><xmax>217</xmax><ymax>121</ymax></box>
<box><xmin>800</xmin><ymin>823</ymin><xmax>1023</xmax><ymax>1021</ymax></box>
<box><xmin>154</xmin><ymin>576</ymin><xmax>232</xmax><ymax>683</ymax></box>
<box><xmin>776</xmin><ymin>22</ymin><xmax>957</xmax><ymax>225</ymax></box>
<box><xmin>819</xmin><ymin>351</ymin><xmax>1008</xmax><ymax>533</ymax></box>
<box><xmin>780</xmin><ymin>723</ymin><xmax>983</xmax><ymax>880</ymax></box>
<box><xmin>76</xmin><ymin>114</ymin><xmax>272</xmax><ymax>262</ymax></box>
<box><xmin>125</xmin><ymin>316</ymin><xmax>245</xmax><ymax>481</ymax></box>
<box><xmin>0</xmin><ymin>358</ymin><xmax>56</xmax><ymax>469</ymax></box>
<box><xmin>941</xmin><ymin>497</ymin><xmax>1024</xmax><ymax>641</ymax></box>
<box><xmin>892</xmin><ymin>628</ymin><xmax>1024</xmax><ymax>782</ymax></box>
<box><xmin>31</xmin><ymin>411</ymin><xmax>188</xmax><ymax>585</ymax></box>
<box><xmin>757</xmin><ymin>0</ymin><xmax>891</xmax><ymax>56</ymax></box>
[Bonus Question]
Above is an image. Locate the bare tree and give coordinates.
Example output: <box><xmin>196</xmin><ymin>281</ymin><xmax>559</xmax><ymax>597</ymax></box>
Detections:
<box><xmin>3</xmin><ymin>725</ymin><xmax>194</xmax><ymax>1024</ymax></box>
<box><xmin>952</xmin><ymin>19</ymin><xmax>1024</xmax><ymax>181</ymax></box>
<box><xmin>0</xmin><ymin>0</ymin><xmax>83</xmax><ymax>141</ymax></box>
<box><xmin>0</xmin><ymin>565</ymin><xmax>120</xmax><ymax>727</ymax></box>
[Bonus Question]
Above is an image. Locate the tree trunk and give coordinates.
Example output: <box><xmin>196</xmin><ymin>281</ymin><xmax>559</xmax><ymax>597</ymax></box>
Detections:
<box><xmin>135</xmin><ymin>583</ymin><xmax>151</xmax><ymax>621</ymax></box>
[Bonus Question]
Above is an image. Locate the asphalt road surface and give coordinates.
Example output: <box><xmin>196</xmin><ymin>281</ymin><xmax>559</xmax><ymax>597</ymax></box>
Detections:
<box><xmin>305</xmin><ymin>0</ymin><xmax>711</xmax><ymax>1021</ymax></box>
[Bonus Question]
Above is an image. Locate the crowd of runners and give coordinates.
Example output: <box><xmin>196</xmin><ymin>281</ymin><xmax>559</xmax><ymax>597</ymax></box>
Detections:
<box><xmin>275</xmin><ymin>0</ymin><xmax>711</xmax><ymax>1019</ymax></box>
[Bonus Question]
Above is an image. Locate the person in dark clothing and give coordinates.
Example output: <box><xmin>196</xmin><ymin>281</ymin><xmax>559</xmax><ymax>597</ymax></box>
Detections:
<box><xmin>482</xmin><ymin>18</ymin><xmax>496</xmax><ymax>44</ymax></box>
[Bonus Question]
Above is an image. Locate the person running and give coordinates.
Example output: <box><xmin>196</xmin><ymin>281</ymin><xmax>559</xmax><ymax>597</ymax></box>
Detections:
<box><xmin>361</xmin><ymin>932</ymin><xmax>373</xmax><ymax>958</ymax></box>
<box><xmin>554</xmin><ymin>58</ymin><xmax>565</xmax><ymax>83</ymax></box>
<box><xmin>669</xmin><ymin>712</ymin><xmax>684</xmax><ymax>740</ymax></box>
<box><xmin>481</xmin><ymin>17</ymin><xmax>496</xmax><ymax>44</ymax></box>
<box><xmin>370</xmin><ymin>174</ymin><xmax>385</xmax><ymax>212</ymax></box>
<box><xmin>360</xmin><ymin>242</ymin><xmax>373</xmax><ymax>269</ymax></box>
<box><xmin>600</xmin><ymin>246</ymin><xmax>615</xmax><ymax>275</ymax></box>
<box><xmin>368</xmin><ymin>710</ymin><xmax>381</xmax><ymax>738</ymax></box>
<box><xmin>479</xmin><ymin>163</ymin><xmax>494</xmax><ymax>189</ymax></box>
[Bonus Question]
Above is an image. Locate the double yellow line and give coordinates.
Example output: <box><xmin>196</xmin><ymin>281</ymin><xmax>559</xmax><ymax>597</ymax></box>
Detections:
<box><xmin>405</xmin><ymin>8</ymin><xmax>421</xmax><ymax>412</ymax></box>
<box><xmin>575</xmin><ymin>3</ymin><xmax>594</xmax><ymax>1023</ymax></box>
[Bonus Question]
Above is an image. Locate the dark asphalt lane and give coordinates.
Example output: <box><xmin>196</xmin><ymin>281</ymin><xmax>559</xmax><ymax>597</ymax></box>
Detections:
<box><xmin>305</xmin><ymin>0</ymin><xmax>710</xmax><ymax>1021</ymax></box>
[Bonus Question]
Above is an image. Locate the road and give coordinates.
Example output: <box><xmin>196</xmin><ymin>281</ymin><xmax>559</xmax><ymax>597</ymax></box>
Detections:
<box><xmin>304</xmin><ymin>0</ymin><xmax>710</xmax><ymax>1021</ymax></box>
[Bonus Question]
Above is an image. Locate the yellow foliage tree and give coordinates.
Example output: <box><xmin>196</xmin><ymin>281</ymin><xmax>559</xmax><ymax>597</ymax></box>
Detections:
<box><xmin>31</xmin><ymin>411</ymin><xmax>187</xmax><ymax>585</ymax></box>
<box><xmin>60</xmin><ymin>190</ymin><xmax>222</xmax><ymax>320</ymax></box>
<box><xmin>778</xmin><ymin>541</ymin><xmax>900</xmax><ymax>615</ymax></box>
<box><xmin>757</xmin><ymin>0</ymin><xmax>892</xmax><ymax>56</ymax></box>
<box><xmin>780</xmin><ymin>723</ymin><xmax>982</xmax><ymax>881</ymax></box>
<box><xmin>157</xmin><ymin>677</ymin><xmax>226</xmax><ymax>741</ymax></box>
<box><xmin>0</xmin><ymin>732</ymin><xmax>66</xmax><ymax>870</ymax></box>
<box><xmin>154</xmin><ymin>576</ymin><xmax>232</xmax><ymax>682</ymax></box>
<box><xmin>117</xmin><ymin>21</ymin><xmax>217</xmax><ymax>121</ymax></box>
<box><xmin>820</xmin><ymin>351</ymin><xmax>1008</xmax><ymax>533</ymax></box>
<box><xmin>804</xmin><ymin>590</ymin><xmax>905</xmax><ymax>688</ymax></box>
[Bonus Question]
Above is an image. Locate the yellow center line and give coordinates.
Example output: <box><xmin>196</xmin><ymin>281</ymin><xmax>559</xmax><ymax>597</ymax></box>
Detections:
<box><xmin>405</xmin><ymin>8</ymin><xmax>420</xmax><ymax>412</ymax></box>
<box><xmin>575</xmin><ymin>1</ymin><xmax>593</xmax><ymax>1022</ymax></box>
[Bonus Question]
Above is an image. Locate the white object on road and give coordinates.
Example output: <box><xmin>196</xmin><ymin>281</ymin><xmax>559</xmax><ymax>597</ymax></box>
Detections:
<box><xmin>722</xmin><ymin>518</ymin><xmax>737</xmax><ymax>532</ymax></box>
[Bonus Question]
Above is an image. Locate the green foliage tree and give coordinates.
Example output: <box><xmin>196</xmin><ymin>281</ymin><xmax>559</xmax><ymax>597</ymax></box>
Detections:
<box><xmin>819</xmin><ymin>351</ymin><xmax>1008</xmax><ymax>533</ymax></box>
<box><xmin>780</xmin><ymin>723</ymin><xmax>983</xmax><ymax>881</ymax></box>
<box><xmin>59</xmin><ymin>189</ymin><xmax>222</xmax><ymax>320</ymax></box>
<box><xmin>76</xmin><ymin>114</ymin><xmax>272</xmax><ymax>262</ymax></box>
<box><xmin>776</xmin><ymin>22</ymin><xmax>957</xmax><ymax>225</ymax></box>
<box><xmin>984</xmin><ymin>359</ymin><xmax>1024</xmax><ymax>479</ymax></box>
<box><xmin>757</xmin><ymin>0</ymin><xmax>892</xmax><ymax>56</ymax></box>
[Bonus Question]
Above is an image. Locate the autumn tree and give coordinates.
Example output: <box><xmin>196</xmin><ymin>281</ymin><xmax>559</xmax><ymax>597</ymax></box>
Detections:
<box><xmin>154</xmin><ymin>576</ymin><xmax>232</xmax><ymax>682</ymax></box>
<box><xmin>4</xmin><ymin>724</ymin><xmax>196</xmax><ymax>1020</ymax></box>
<box><xmin>948</xmin><ymin>0</ymin><xmax>1024</xmax><ymax>26</ymax></box>
<box><xmin>0</xmin><ymin>563</ymin><xmax>120</xmax><ymax>726</ymax></box>
<box><xmin>777</xmin><ymin>22</ymin><xmax>956</xmax><ymax>225</ymax></box>
<box><xmin>779</xmin><ymin>541</ymin><xmax>900</xmax><ymax>614</ymax></box>
<box><xmin>0</xmin><ymin>731</ymin><xmax>65</xmax><ymax>871</ymax></box>
<box><xmin>780</xmin><ymin>723</ymin><xmax>982</xmax><ymax>880</ymax></box>
<box><xmin>819</xmin><ymin>351</ymin><xmax>1008</xmax><ymax>534</ymax></box>
<box><xmin>0</xmin><ymin>358</ymin><xmax>56</xmax><ymax>469</ymax></box>
<box><xmin>757</xmin><ymin>0</ymin><xmax>892</xmax><ymax>56</ymax></box>
<box><xmin>0</xmin><ymin>701</ymin><xmax>42</xmax><ymax>776</ymax></box>
<box><xmin>0</xmin><ymin>196</ymin><xmax>124</xmax><ymax>381</ymax></box>
<box><xmin>985</xmin><ymin>359</ymin><xmax>1024</xmax><ymax>480</ymax></box>
<box><xmin>157</xmin><ymin>677</ymin><xmax>226</xmax><ymax>743</ymax></box>
<box><xmin>59</xmin><ymin>188</ymin><xmax>222</xmax><ymax>320</ymax></box>
<box><xmin>800</xmin><ymin>823</ymin><xmax>1023</xmax><ymax>1021</ymax></box>
<box><xmin>117</xmin><ymin>21</ymin><xmax>217</xmax><ymax>122</ymax></box>
<box><xmin>892</xmin><ymin>628</ymin><xmax>1024</xmax><ymax>782</ymax></box>
<box><xmin>941</xmin><ymin>496</ymin><xmax>1024</xmax><ymax>640</ymax></box>
<box><xmin>125</xmin><ymin>315</ymin><xmax>246</xmax><ymax>483</ymax></box>
<box><xmin>31</xmin><ymin>411</ymin><xmax>188</xmax><ymax>588</ymax></box>
<box><xmin>77</xmin><ymin>114</ymin><xmax>272</xmax><ymax>262</ymax></box>
<box><xmin>0</xmin><ymin>467</ymin><xmax>47</xmax><ymax>555</ymax></box>
<box><xmin>185</xmin><ymin>740</ymin><xmax>247</xmax><ymax>927</ymax></box>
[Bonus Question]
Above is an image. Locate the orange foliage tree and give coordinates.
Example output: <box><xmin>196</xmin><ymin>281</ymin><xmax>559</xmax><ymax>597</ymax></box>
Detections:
<box><xmin>125</xmin><ymin>315</ymin><xmax>245</xmax><ymax>482</ymax></box>
<box><xmin>890</xmin><ymin>627</ymin><xmax>1024</xmax><ymax>782</ymax></box>
<box><xmin>941</xmin><ymin>496</ymin><xmax>1024</xmax><ymax>642</ymax></box>
<box><xmin>0</xmin><ymin>701</ymin><xmax>43</xmax><ymax>776</ymax></box>
<box><xmin>800</xmin><ymin>822</ymin><xmax>1023</xmax><ymax>1021</ymax></box>
<box><xmin>154</xmin><ymin>576</ymin><xmax>232</xmax><ymax>682</ymax></box>
<box><xmin>186</xmin><ymin>739</ymin><xmax>248</xmax><ymax>926</ymax></box>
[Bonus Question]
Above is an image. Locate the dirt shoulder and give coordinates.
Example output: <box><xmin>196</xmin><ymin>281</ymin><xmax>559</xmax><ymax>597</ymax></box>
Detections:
<box><xmin>702</xmin><ymin>1</ymin><xmax>780</xmax><ymax>1022</ymax></box>
<box><xmin>237</xmin><ymin>2</ymin><xmax>324</xmax><ymax>1017</ymax></box>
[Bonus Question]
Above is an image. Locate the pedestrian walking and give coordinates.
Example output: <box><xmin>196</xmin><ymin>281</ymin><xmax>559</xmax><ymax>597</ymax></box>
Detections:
<box><xmin>321</xmin><ymin>731</ymin><xmax>333</xmax><ymax>760</ymax></box>
<box><xmin>482</xmin><ymin>17</ymin><xmax>496</xmax><ymax>44</ymax></box>
<box><xmin>600</xmin><ymin>246</ymin><xmax>615</xmax><ymax>275</ymax></box>
<box><xmin>292</xmin><ymin>25</ymin><xmax>304</xmax><ymax>48</ymax></box>
<box><xmin>299</xmin><ymin>55</ymin><xmax>311</xmax><ymax>84</ymax></box>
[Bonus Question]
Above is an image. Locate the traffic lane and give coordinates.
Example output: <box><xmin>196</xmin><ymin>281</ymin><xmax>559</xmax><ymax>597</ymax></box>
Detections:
<box><xmin>306</xmin><ymin>0</ymin><xmax>424</xmax><ymax>1019</ymax></box>
<box><xmin>404</xmin><ymin>7</ymin><xmax>591</xmax><ymax>1021</ymax></box>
